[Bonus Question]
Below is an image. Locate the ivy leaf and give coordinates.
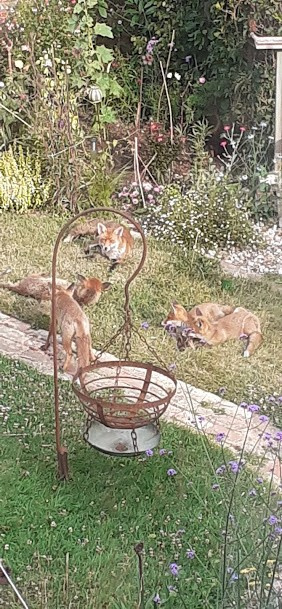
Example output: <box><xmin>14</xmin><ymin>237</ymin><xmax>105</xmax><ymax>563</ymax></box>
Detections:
<box><xmin>94</xmin><ymin>23</ymin><xmax>113</xmax><ymax>38</ymax></box>
<box><xmin>96</xmin><ymin>45</ymin><xmax>113</xmax><ymax>64</ymax></box>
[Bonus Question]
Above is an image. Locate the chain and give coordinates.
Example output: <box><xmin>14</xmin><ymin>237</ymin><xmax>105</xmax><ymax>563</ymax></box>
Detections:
<box><xmin>131</xmin><ymin>428</ymin><xmax>139</xmax><ymax>455</ymax></box>
<box><xmin>83</xmin><ymin>414</ymin><xmax>93</xmax><ymax>443</ymax></box>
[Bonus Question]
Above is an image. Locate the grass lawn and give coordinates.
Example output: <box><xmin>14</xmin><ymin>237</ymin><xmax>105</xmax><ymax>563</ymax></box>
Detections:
<box><xmin>0</xmin><ymin>356</ymin><xmax>281</xmax><ymax>609</ymax></box>
<box><xmin>0</xmin><ymin>213</ymin><xmax>282</xmax><ymax>424</ymax></box>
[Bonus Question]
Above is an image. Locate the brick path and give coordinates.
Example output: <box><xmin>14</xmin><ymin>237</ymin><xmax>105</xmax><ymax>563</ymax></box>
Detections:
<box><xmin>0</xmin><ymin>311</ymin><xmax>281</xmax><ymax>483</ymax></box>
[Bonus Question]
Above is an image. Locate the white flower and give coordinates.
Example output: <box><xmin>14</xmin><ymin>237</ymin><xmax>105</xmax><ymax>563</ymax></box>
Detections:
<box><xmin>174</xmin><ymin>72</ymin><xmax>181</xmax><ymax>81</ymax></box>
<box><xmin>66</xmin><ymin>66</ymin><xmax>71</xmax><ymax>74</ymax></box>
<box><xmin>268</xmin><ymin>135</ymin><xmax>274</xmax><ymax>140</ymax></box>
<box><xmin>167</xmin><ymin>72</ymin><xmax>172</xmax><ymax>79</ymax></box>
<box><xmin>247</xmin><ymin>134</ymin><xmax>254</xmax><ymax>140</ymax></box>
<box><xmin>241</xmin><ymin>175</ymin><xmax>248</xmax><ymax>181</ymax></box>
<box><xmin>45</xmin><ymin>58</ymin><xmax>52</xmax><ymax>68</ymax></box>
<box><xmin>260</xmin><ymin>121</ymin><xmax>267</xmax><ymax>128</ymax></box>
<box><xmin>0</xmin><ymin>81</ymin><xmax>4</xmax><ymax>88</ymax></box>
<box><xmin>14</xmin><ymin>59</ymin><xmax>24</xmax><ymax>70</ymax></box>
<box><xmin>50</xmin><ymin>521</ymin><xmax>57</xmax><ymax>528</ymax></box>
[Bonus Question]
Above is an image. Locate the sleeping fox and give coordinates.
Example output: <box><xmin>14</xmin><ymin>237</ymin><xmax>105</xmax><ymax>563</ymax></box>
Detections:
<box><xmin>64</xmin><ymin>219</ymin><xmax>134</xmax><ymax>269</ymax></box>
<box><xmin>43</xmin><ymin>283</ymin><xmax>93</xmax><ymax>375</ymax></box>
<box><xmin>0</xmin><ymin>272</ymin><xmax>111</xmax><ymax>307</ymax></box>
<box><xmin>188</xmin><ymin>306</ymin><xmax>263</xmax><ymax>357</ymax></box>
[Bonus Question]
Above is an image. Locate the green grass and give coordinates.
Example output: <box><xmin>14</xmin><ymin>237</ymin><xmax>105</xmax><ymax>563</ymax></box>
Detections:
<box><xmin>0</xmin><ymin>213</ymin><xmax>282</xmax><ymax>426</ymax></box>
<box><xmin>0</xmin><ymin>356</ymin><xmax>280</xmax><ymax>609</ymax></box>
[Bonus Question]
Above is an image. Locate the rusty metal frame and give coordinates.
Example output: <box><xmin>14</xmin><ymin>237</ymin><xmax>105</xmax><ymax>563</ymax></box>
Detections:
<box><xmin>50</xmin><ymin>208</ymin><xmax>147</xmax><ymax>480</ymax></box>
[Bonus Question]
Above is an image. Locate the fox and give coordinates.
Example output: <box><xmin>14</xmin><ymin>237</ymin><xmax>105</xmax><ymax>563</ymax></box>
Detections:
<box><xmin>0</xmin><ymin>272</ymin><xmax>111</xmax><ymax>307</ymax></box>
<box><xmin>63</xmin><ymin>218</ymin><xmax>134</xmax><ymax>270</ymax></box>
<box><xmin>162</xmin><ymin>302</ymin><xmax>234</xmax><ymax>328</ymax></box>
<box><xmin>43</xmin><ymin>284</ymin><xmax>93</xmax><ymax>374</ymax></box>
<box><xmin>162</xmin><ymin>302</ymin><xmax>234</xmax><ymax>351</ymax></box>
<box><xmin>188</xmin><ymin>306</ymin><xmax>263</xmax><ymax>357</ymax></box>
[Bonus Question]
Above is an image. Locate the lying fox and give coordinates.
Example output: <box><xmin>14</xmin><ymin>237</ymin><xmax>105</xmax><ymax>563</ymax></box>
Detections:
<box><xmin>162</xmin><ymin>302</ymin><xmax>234</xmax><ymax>351</ymax></box>
<box><xmin>64</xmin><ymin>219</ymin><xmax>134</xmax><ymax>269</ymax></box>
<box><xmin>188</xmin><ymin>306</ymin><xmax>263</xmax><ymax>357</ymax></box>
<box><xmin>43</xmin><ymin>284</ymin><xmax>93</xmax><ymax>374</ymax></box>
<box><xmin>0</xmin><ymin>272</ymin><xmax>111</xmax><ymax>307</ymax></box>
<box><xmin>163</xmin><ymin>302</ymin><xmax>234</xmax><ymax>328</ymax></box>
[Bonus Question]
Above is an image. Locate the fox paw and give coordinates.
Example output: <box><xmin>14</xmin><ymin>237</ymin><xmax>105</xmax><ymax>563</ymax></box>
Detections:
<box><xmin>243</xmin><ymin>350</ymin><xmax>250</xmax><ymax>358</ymax></box>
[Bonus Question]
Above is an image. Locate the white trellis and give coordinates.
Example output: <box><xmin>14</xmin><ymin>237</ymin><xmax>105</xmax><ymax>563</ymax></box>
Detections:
<box><xmin>251</xmin><ymin>33</ymin><xmax>282</xmax><ymax>226</ymax></box>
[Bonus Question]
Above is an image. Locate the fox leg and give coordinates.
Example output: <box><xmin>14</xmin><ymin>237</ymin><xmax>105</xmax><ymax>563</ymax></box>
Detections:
<box><xmin>62</xmin><ymin>330</ymin><xmax>74</xmax><ymax>372</ymax></box>
<box><xmin>41</xmin><ymin>321</ymin><xmax>53</xmax><ymax>351</ymax></box>
<box><xmin>243</xmin><ymin>332</ymin><xmax>263</xmax><ymax>357</ymax></box>
<box><xmin>220</xmin><ymin>305</ymin><xmax>234</xmax><ymax>316</ymax></box>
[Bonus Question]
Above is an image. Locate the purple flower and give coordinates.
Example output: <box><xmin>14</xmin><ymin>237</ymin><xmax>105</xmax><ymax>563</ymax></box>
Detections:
<box><xmin>257</xmin><ymin>477</ymin><xmax>263</xmax><ymax>484</ymax></box>
<box><xmin>230</xmin><ymin>572</ymin><xmax>239</xmax><ymax>582</ymax></box>
<box><xmin>249</xmin><ymin>489</ymin><xmax>257</xmax><ymax>497</ymax></box>
<box><xmin>274</xmin><ymin>527</ymin><xmax>282</xmax><ymax>536</ymax></box>
<box><xmin>153</xmin><ymin>593</ymin><xmax>161</xmax><ymax>604</ymax></box>
<box><xmin>247</xmin><ymin>404</ymin><xmax>260</xmax><ymax>413</ymax></box>
<box><xmin>278</xmin><ymin>397</ymin><xmax>282</xmax><ymax>403</ymax></box>
<box><xmin>212</xmin><ymin>483</ymin><xmax>220</xmax><ymax>490</ymax></box>
<box><xmin>218</xmin><ymin>387</ymin><xmax>226</xmax><ymax>396</ymax></box>
<box><xmin>141</xmin><ymin>321</ymin><xmax>149</xmax><ymax>330</ymax></box>
<box><xmin>159</xmin><ymin>449</ymin><xmax>166</xmax><ymax>456</ymax></box>
<box><xmin>268</xmin><ymin>396</ymin><xmax>276</xmax><ymax>403</ymax></box>
<box><xmin>229</xmin><ymin>460</ymin><xmax>242</xmax><ymax>474</ymax></box>
<box><xmin>275</xmin><ymin>431</ymin><xmax>282</xmax><ymax>442</ymax></box>
<box><xmin>264</xmin><ymin>432</ymin><xmax>272</xmax><ymax>441</ymax></box>
<box><xmin>198</xmin><ymin>415</ymin><xmax>205</xmax><ymax>422</ymax></box>
<box><xmin>216</xmin><ymin>465</ymin><xmax>226</xmax><ymax>475</ymax></box>
<box><xmin>168</xmin><ymin>363</ymin><xmax>176</xmax><ymax>371</ymax></box>
<box><xmin>186</xmin><ymin>549</ymin><xmax>195</xmax><ymax>559</ymax></box>
<box><xmin>167</xmin><ymin>468</ymin><xmax>177</xmax><ymax>477</ymax></box>
<box><xmin>240</xmin><ymin>402</ymin><xmax>248</xmax><ymax>409</ymax></box>
<box><xmin>268</xmin><ymin>515</ymin><xmax>278</xmax><ymax>526</ymax></box>
<box><xmin>146</xmin><ymin>37</ymin><xmax>159</xmax><ymax>54</ymax></box>
<box><xmin>185</xmin><ymin>55</ymin><xmax>192</xmax><ymax>62</ymax></box>
<box><xmin>169</xmin><ymin>563</ymin><xmax>180</xmax><ymax>576</ymax></box>
<box><xmin>259</xmin><ymin>415</ymin><xmax>269</xmax><ymax>423</ymax></box>
<box><xmin>215</xmin><ymin>432</ymin><xmax>225</xmax><ymax>443</ymax></box>
<box><xmin>146</xmin><ymin>449</ymin><xmax>154</xmax><ymax>457</ymax></box>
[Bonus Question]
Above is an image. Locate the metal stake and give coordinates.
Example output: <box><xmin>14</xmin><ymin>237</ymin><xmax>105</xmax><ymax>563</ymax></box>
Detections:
<box><xmin>0</xmin><ymin>562</ymin><xmax>29</xmax><ymax>609</ymax></box>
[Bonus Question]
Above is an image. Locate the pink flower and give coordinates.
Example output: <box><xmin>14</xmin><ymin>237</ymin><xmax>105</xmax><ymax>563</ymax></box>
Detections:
<box><xmin>154</xmin><ymin>186</ymin><xmax>161</xmax><ymax>193</ymax></box>
<box><xmin>130</xmin><ymin>190</ymin><xmax>139</xmax><ymax>197</ymax></box>
<box><xmin>220</xmin><ymin>140</ymin><xmax>227</xmax><ymax>147</ymax></box>
<box><xmin>224</xmin><ymin>125</ymin><xmax>230</xmax><ymax>131</ymax></box>
<box><xmin>143</xmin><ymin>182</ymin><xmax>152</xmax><ymax>192</ymax></box>
<box><xmin>148</xmin><ymin>194</ymin><xmax>154</xmax><ymax>200</ymax></box>
<box><xmin>132</xmin><ymin>198</ymin><xmax>139</xmax><ymax>205</ymax></box>
<box><xmin>142</xmin><ymin>54</ymin><xmax>153</xmax><ymax>66</ymax></box>
<box><xmin>198</xmin><ymin>76</ymin><xmax>206</xmax><ymax>84</ymax></box>
<box><xmin>240</xmin><ymin>126</ymin><xmax>246</xmax><ymax>132</ymax></box>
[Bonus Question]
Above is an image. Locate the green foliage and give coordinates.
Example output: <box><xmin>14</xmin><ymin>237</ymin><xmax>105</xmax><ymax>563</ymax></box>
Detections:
<box><xmin>0</xmin><ymin>145</ymin><xmax>51</xmax><ymax>213</ymax></box>
<box><xmin>113</xmin><ymin>0</ymin><xmax>281</xmax><ymax>128</ymax></box>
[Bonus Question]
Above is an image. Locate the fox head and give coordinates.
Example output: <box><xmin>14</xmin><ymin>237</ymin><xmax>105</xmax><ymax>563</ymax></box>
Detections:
<box><xmin>73</xmin><ymin>274</ymin><xmax>111</xmax><ymax>307</ymax></box>
<box><xmin>97</xmin><ymin>222</ymin><xmax>124</xmax><ymax>256</ymax></box>
<box><xmin>162</xmin><ymin>302</ymin><xmax>189</xmax><ymax>328</ymax></box>
<box><xmin>188</xmin><ymin>307</ymin><xmax>211</xmax><ymax>339</ymax></box>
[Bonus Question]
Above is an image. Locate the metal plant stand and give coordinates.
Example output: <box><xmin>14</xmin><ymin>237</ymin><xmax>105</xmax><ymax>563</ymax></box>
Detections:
<box><xmin>50</xmin><ymin>208</ymin><xmax>177</xmax><ymax>480</ymax></box>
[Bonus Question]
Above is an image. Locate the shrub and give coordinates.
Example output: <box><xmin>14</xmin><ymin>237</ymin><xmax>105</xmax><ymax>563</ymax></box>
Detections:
<box><xmin>0</xmin><ymin>145</ymin><xmax>51</xmax><ymax>213</ymax></box>
<box><xmin>142</xmin><ymin>171</ymin><xmax>256</xmax><ymax>254</ymax></box>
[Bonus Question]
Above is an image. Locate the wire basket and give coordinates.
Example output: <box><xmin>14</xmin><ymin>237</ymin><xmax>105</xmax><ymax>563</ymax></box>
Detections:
<box><xmin>72</xmin><ymin>360</ymin><xmax>177</xmax><ymax>429</ymax></box>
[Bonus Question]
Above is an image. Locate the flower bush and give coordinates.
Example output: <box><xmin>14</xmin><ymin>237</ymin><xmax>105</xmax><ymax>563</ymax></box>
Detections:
<box><xmin>142</xmin><ymin>171</ymin><xmax>256</xmax><ymax>254</ymax></box>
<box><xmin>0</xmin><ymin>145</ymin><xmax>51</xmax><ymax>213</ymax></box>
<box><xmin>113</xmin><ymin>179</ymin><xmax>164</xmax><ymax>209</ymax></box>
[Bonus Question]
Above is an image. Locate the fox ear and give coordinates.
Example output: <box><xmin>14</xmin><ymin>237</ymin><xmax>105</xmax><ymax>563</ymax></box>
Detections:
<box><xmin>102</xmin><ymin>282</ymin><xmax>112</xmax><ymax>291</ymax></box>
<box><xmin>171</xmin><ymin>301</ymin><xmax>178</xmax><ymax>312</ymax></box>
<box><xmin>67</xmin><ymin>283</ymin><xmax>75</xmax><ymax>294</ymax></box>
<box><xmin>195</xmin><ymin>307</ymin><xmax>203</xmax><ymax>317</ymax></box>
<box><xmin>77</xmin><ymin>273</ymin><xmax>86</xmax><ymax>283</ymax></box>
<box><xmin>114</xmin><ymin>226</ymin><xmax>124</xmax><ymax>237</ymax></box>
<box><xmin>97</xmin><ymin>222</ymin><xmax>106</xmax><ymax>235</ymax></box>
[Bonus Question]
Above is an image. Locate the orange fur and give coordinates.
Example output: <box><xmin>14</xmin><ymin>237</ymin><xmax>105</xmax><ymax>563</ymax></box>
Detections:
<box><xmin>189</xmin><ymin>306</ymin><xmax>262</xmax><ymax>357</ymax></box>
<box><xmin>43</xmin><ymin>285</ymin><xmax>93</xmax><ymax>375</ymax></box>
<box><xmin>163</xmin><ymin>302</ymin><xmax>234</xmax><ymax>327</ymax></box>
<box><xmin>0</xmin><ymin>273</ymin><xmax>111</xmax><ymax>307</ymax></box>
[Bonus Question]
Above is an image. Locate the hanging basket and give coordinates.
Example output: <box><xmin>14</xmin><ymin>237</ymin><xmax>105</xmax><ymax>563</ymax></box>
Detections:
<box><xmin>72</xmin><ymin>360</ymin><xmax>177</xmax><ymax>430</ymax></box>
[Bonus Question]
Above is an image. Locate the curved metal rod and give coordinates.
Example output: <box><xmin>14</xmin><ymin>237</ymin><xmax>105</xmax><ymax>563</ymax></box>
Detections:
<box><xmin>50</xmin><ymin>207</ymin><xmax>147</xmax><ymax>479</ymax></box>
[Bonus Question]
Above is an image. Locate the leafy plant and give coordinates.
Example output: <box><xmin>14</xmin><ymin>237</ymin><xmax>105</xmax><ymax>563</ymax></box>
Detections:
<box><xmin>0</xmin><ymin>145</ymin><xmax>51</xmax><ymax>213</ymax></box>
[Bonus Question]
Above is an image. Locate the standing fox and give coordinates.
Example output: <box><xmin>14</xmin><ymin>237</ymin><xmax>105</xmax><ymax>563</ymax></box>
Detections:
<box><xmin>188</xmin><ymin>306</ymin><xmax>263</xmax><ymax>357</ymax></box>
<box><xmin>43</xmin><ymin>284</ymin><xmax>93</xmax><ymax>374</ymax></box>
<box><xmin>64</xmin><ymin>219</ymin><xmax>134</xmax><ymax>270</ymax></box>
<box><xmin>0</xmin><ymin>272</ymin><xmax>111</xmax><ymax>307</ymax></box>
